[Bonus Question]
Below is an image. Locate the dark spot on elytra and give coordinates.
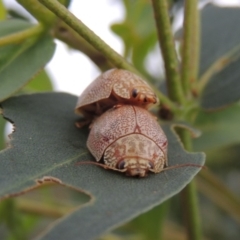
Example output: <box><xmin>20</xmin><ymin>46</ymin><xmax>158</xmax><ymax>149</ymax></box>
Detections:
<box><xmin>162</xmin><ymin>141</ymin><xmax>167</xmax><ymax>147</ymax></box>
<box><xmin>102</xmin><ymin>136</ymin><xmax>109</xmax><ymax>142</ymax></box>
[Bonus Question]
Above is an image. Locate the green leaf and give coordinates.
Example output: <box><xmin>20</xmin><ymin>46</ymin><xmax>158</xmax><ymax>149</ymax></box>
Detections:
<box><xmin>197</xmin><ymin>170</ymin><xmax>240</xmax><ymax>224</ymax></box>
<box><xmin>193</xmin><ymin>104</ymin><xmax>240</xmax><ymax>151</ymax></box>
<box><xmin>0</xmin><ymin>20</ymin><xmax>55</xmax><ymax>102</ymax></box>
<box><xmin>200</xmin><ymin>53</ymin><xmax>240</xmax><ymax>109</ymax></box>
<box><xmin>23</xmin><ymin>70</ymin><xmax>53</xmax><ymax>92</ymax></box>
<box><xmin>0</xmin><ymin>20</ymin><xmax>33</xmax><ymax>70</ymax></box>
<box><xmin>0</xmin><ymin>93</ymin><xmax>204</xmax><ymax>240</ymax></box>
<box><xmin>0</xmin><ymin>19</ymin><xmax>33</xmax><ymax>37</ymax></box>
<box><xmin>199</xmin><ymin>4</ymin><xmax>240</xmax><ymax>77</ymax></box>
<box><xmin>198</xmin><ymin>4</ymin><xmax>240</xmax><ymax>109</ymax></box>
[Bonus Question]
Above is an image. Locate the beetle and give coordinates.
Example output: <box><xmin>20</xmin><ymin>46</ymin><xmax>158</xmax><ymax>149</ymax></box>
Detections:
<box><xmin>86</xmin><ymin>104</ymin><xmax>168</xmax><ymax>177</ymax></box>
<box><xmin>75</xmin><ymin>69</ymin><xmax>158</xmax><ymax>123</ymax></box>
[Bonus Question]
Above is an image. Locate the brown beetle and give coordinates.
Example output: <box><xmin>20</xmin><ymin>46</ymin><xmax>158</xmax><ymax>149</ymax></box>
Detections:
<box><xmin>75</xmin><ymin>69</ymin><xmax>158</xmax><ymax>122</ymax></box>
<box><xmin>86</xmin><ymin>104</ymin><xmax>168</xmax><ymax>177</ymax></box>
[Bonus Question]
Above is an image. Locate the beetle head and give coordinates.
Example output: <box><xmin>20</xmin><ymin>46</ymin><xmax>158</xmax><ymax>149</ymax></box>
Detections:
<box><xmin>117</xmin><ymin>158</ymin><xmax>154</xmax><ymax>177</ymax></box>
<box><xmin>130</xmin><ymin>87</ymin><xmax>158</xmax><ymax>108</ymax></box>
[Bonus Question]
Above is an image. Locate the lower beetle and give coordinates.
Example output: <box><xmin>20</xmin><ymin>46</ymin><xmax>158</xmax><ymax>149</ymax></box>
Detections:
<box><xmin>86</xmin><ymin>104</ymin><xmax>168</xmax><ymax>177</ymax></box>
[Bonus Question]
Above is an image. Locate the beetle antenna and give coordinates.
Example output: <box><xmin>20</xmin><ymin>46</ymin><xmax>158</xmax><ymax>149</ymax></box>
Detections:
<box><xmin>75</xmin><ymin>161</ymin><xmax>126</xmax><ymax>173</ymax></box>
<box><xmin>161</xmin><ymin>163</ymin><xmax>206</xmax><ymax>172</ymax></box>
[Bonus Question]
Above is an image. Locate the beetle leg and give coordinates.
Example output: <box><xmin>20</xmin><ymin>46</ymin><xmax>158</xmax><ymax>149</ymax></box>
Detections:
<box><xmin>113</xmin><ymin>104</ymin><xmax>123</xmax><ymax>109</ymax></box>
<box><xmin>161</xmin><ymin>163</ymin><xmax>204</xmax><ymax>172</ymax></box>
<box><xmin>75</xmin><ymin>119</ymin><xmax>91</xmax><ymax>128</ymax></box>
<box><xmin>75</xmin><ymin>161</ymin><xmax>126</xmax><ymax>173</ymax></box>
<box><xmin>95</xmin><ymin>102</ymin><xmax>103</xmax><ymax>115</ymax></box>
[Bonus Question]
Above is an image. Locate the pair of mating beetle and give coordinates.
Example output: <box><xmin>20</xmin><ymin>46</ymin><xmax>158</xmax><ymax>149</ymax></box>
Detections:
<box><xmin>75</xmin><ymin>69</ymin><xmax>168</xmax><ymax>177</ymax></box>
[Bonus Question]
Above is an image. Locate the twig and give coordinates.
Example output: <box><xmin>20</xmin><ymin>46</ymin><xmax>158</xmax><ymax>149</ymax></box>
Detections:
<box><xmin>178</xmin><ymin>129</ymin><xmax>202</xmax><ymax>240</ymax></box>
<box><xmin>181</xmin><ymin>0</ymin><xmax>200</xmax><ymax>96</ymax></box>
<box><xmin>151</xmin><ymin>0</ymin><xmax>185</xmax><ymax>104</ymax></box>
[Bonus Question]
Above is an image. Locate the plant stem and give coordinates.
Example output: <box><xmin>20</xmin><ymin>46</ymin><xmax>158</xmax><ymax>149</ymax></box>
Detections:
<box><xmin>181</xmin><ymin>180</ymin><xmax>201</xmax><ymax>240</ymax></box>
<box><xmin>17</xmin><ymin>0</ymin><xmax>56</xmax><ymax>25</ymax></box>
<box><xmin>178</xmin><ymin>129</ymin><xmax>202</xmax><ymax>240</ymax></box>
<box><xmin>190</xmin><ymin>1</ymin><xmax>200</xmax><ymax>86</ymax></box>
<box><xmin>16</xmin><ymin>198</ymin><xmax>68</xmax><ymax>218</ymax></box>
<box><xmin>181</xmin><ymin>0</ymin><xmax>200</xmax><ymax>96</ymax></box>
<box><xmin>38</xmin><ymin>0</ymin><xmax>137</xmax><ymax>74</ymax></box>
<box><xmin>0</xmin><ymin>0</ymin><xmax>7</xmax><ymax>20</ymax></box>
<box><xmin>0</xmin><ymin>24</ymin><xmax>44</xmax><ymax>47</ymax></box>
<box><xmin>151</xmin><ymin>0</ymin><xmax>185</xmax><ymax>104</ymax></box>
<box><xmin>164</xmin><ymin>0</ymin><xmax>202</xmax><ymax>237</ymax></box>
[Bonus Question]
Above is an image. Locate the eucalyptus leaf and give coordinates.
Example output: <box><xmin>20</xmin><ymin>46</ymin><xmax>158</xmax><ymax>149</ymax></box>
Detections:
<box><xmin>0</xmin><ymin>19</ymin><xmax>33</xmax><ymax>69</ymax></box>
<box><xmin>0</xmin><ymin>20</ymin><xmax>55</xmax><ymax>102</ymax></box>
<box><xmin>0</xmin><ymin>19</ymin><xmax>32</xmax><ymax>37</ymax></box>
<box><xmin>0</xmin><ymin>93</ymin><xmax>204</xmax><ymax>240</ymax></box>
<box><xmin>200</xmin><ymin>53</ymin><xmax>240</xmax><ymax>109</ymax></box>
<box><xmin>199</xmin><ymin>4</ymin><xmax>240</xmax><ymax>76</ymax></box>
<box><xmin>193</xmin><ymin>104</ymin><xmax>240</xmax><ymax>151</ymax></box>
<box><xmin>197</xmin><ymin>4</ymin><xmax>240</xmax><ymax>109</ymax></box>
<box><xmin>23</xmin><ymin>70</ymin><xmax>53</xmax><ymax>92</ymax></box>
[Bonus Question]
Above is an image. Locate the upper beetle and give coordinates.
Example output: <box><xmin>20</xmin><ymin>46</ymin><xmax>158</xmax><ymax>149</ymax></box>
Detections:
<box><xmin>75</xmin><ymin>69</ymin><xmax>158</xmax><ymax>121</ymax></box>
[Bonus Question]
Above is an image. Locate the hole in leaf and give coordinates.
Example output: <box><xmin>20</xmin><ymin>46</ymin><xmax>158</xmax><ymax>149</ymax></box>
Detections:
<box><xmin>0</xmin><ymin>183</ymin><xmax>90</xmax><ymax>239</ymax></box>
<box><xmin>0</xmin><ymin>117</ymin><xmax>13</xmax><ymax>151</ymax></box>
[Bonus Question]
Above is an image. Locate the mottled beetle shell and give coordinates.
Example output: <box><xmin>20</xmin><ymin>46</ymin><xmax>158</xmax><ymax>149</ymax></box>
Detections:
<box><xmin>75</xmin><ymin>69</ymin><xmax>158</xmax><ymax>119</ymax></box>
<box><xmin>87</xmin><ymin>105</ymin><xmax>168</xmax><ymax>177</ymax></box>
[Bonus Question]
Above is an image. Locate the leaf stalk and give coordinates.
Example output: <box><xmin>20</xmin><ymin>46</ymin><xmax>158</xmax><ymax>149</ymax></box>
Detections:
<box><xmin>17</xmin><ymin>0</ymin><xmax>56</xmax><ymax>25</ymax></box>
<box><xmin>181</xmin><ymin>0</ymin><xmax>200</xmax><ymax>96</ymax></box>
<box><xmin>178</xmin><ymin>129</ymin><xmax>202</xmax><ymax>240</ymax></box>
<box><xmin>151</xmin><ymin>0</ymin><xmax>185</xmax><ymax>104</ymax></box>
<box><xmin>0</xmin><ymin>24</ymin><xmax>44</xmax><ymax>47</ymax></box>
